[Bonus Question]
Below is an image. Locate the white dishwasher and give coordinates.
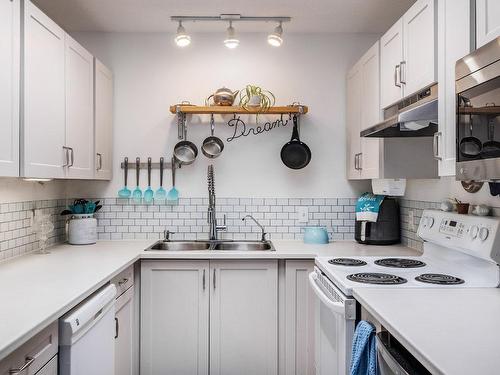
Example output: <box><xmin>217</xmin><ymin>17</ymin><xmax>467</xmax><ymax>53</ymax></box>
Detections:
<box><xmin>59</xmin><ymin>284</ymin><xmax>117</xmax><ymax>375</ymax></box>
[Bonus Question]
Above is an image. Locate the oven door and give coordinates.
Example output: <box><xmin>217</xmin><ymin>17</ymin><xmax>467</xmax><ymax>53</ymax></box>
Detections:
<box><xmin>456</xmin><ymin>59</ymin><xmax>500</xmax><ymax>180</ymax></box>
<box><xmin>308</xmin><ymin>268</ymin><xmax>356</xmax><ymax>375</ymax></box>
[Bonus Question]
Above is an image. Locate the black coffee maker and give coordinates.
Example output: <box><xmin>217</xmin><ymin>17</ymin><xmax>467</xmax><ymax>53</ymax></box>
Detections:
<box><xmin>355</xmin><ymin>198</ymin><xmax>400</xmax><ymax>245</ymax></box>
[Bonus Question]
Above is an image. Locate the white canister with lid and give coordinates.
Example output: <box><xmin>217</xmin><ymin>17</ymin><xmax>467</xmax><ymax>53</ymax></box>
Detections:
<box><xmin>68</xmin><ymin>214</ymin><xmax>97</xmax><ymax>245</ymax></box>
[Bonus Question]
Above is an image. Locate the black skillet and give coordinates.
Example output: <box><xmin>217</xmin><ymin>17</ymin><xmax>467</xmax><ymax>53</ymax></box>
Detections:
<box><xmin>280</xmin><ymin>115</ymin><xmax>311</xmax><ymax>169</ymax></box>
<box><xmin>459</xmin><ymin>115</ymin><xmax>482</xmax><ymax>159</ymax></box>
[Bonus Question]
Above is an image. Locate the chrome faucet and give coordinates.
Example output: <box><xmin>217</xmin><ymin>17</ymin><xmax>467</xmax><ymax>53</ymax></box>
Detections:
<box><xmin>207</xmin><ymin>165</ymin><xmax>226</xmax><ymax>240</ymax></box>
<box><xmin>242</xmin><ymin>215</ymin><xmax>267</xmax><ymax>241</ymax></box>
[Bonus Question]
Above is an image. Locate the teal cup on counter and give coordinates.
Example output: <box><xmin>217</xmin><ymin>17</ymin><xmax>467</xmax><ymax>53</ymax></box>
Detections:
<box><xmin>303</xmin><ymin>227</ymin><xmax>329</xmax><ymax>244</ymax></box>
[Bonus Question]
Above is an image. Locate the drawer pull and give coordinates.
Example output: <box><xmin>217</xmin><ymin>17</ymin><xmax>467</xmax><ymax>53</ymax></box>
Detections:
<box><xmin>118</xmin><ymin>278</ymin><xmax>129</xmax><ymax>286</ymax></box>
<box><xmin>9</xmin><ymin>356</ymin><xmax>35</xmax><ymax>374</ymax></box>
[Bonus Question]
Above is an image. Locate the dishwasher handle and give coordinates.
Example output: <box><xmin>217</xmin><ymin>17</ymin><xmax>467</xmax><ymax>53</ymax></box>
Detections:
<box><xmin>308</xmin><ymin>272</ymin><xmax>347</xmax><ymax>316</ymax></box>
<box><xmin>376</xmin><ymin>334</ymin><xmax>411</xmax><ymax>375</ymax></box>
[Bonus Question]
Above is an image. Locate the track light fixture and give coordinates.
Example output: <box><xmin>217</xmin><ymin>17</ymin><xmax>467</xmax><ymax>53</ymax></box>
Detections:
<box><xmin>267</xmin><ymin>22</ymin><xmax>283</xmax><ymax>47</ymax></box>
<box><xmin>224</xmin><ymin>21</ymin><xmax>240</xmax><ymax>49</ymax></box>
<box><xmin>171</xmin><ymin>15</ymin><xmax>290</xmax><ymax>48</ymax></box>
<box><xmin>174</xmin><ymin>21</ymin><xmax>191</xmax><ymax>47</ymax></box>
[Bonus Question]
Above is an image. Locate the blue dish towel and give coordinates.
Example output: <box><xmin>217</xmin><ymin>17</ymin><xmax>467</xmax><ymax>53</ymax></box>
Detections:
<box><xmin>350</xmin><ymin>320</ymin><xmax>378</xmax><ymax>375</ymax></box>
<box><xmin>355</xmin><ymin>193</ymin><xmax>385</xmax><ymax>222</ymax></box>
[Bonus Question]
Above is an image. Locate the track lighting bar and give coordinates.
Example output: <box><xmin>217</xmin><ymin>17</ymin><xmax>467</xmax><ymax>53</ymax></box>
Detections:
<box><xmin>171</xmin><ymin>15</ymin><xmax>291</xmax><ymax>23</ymax></box>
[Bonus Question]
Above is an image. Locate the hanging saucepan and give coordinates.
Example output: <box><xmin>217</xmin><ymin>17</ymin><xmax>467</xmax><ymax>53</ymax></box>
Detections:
<box><xmin>459</xmin><ymin>115</ymin><xmax>482</xmax><ymax>158</ymax></box>
<box><xmin>202</xmin><ymin>114</ymin><xmax>224</xmax><ymax>158</ymax></box>
<box><xmin>280</xmin><ymin>114</ymin><xmax>311</xmax><ymax>169</ymax></box>
<box><xmin>173</xmin><ymin>123</ymin><xmax>198</xmax><ymax>165</ymax></box>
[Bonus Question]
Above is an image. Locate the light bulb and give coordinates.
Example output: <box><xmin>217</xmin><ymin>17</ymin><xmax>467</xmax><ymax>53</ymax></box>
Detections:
<box><xmin>175</xmin><ymin>22</ymin><xmax>191</xmax><ymax>47</ymax></box>
<box><xmin>267</xmin><ymin>23</ymin><xmax>283</xmax><ymax>47</ymax></box>
<box><xmin>224</xmin><ymin>21</ymin><xmax>239</xmax><ymax>49</ymax></box>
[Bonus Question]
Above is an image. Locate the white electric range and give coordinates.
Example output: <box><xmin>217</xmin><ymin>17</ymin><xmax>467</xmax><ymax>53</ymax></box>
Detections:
<box><xmin>309</xmin><ymin>210</ymin><xmax>500</xmax><ymax>375</ymax></box>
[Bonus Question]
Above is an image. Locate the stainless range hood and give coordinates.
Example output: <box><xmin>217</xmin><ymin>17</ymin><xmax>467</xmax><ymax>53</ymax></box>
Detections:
<box><xmin>361</xmin><ymin>84</ymin><xmax>438</xmax><ymax>138</ymax></box>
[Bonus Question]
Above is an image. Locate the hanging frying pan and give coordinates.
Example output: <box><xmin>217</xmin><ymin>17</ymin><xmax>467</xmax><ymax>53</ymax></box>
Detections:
<box><xmin>481</xmin><ymin>117</ymin><xmax>500</xmax><ymax>158</ymax></box>
<box><xmin>280</xmin><ymin>115</ymin><xmax>311</xmax><ymax>169</ymax></box>
<box><xmin>459</xmin><ymin>115</ymin><xmax>481</xmax><ymax>158</ymax></box>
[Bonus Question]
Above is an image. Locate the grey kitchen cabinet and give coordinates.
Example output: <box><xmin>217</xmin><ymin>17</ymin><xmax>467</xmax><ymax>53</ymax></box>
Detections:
<box><xmin>141</xmin><ymin>259</ymin><xmax>278</xmax><ymax>375</ymax></box>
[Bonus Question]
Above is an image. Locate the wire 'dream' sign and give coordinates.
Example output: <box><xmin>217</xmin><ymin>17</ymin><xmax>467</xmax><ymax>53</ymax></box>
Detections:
<box><xmin>226</xmin><ymin>116</ymin><xmax>290</xmax><ymax>142</ymax></box>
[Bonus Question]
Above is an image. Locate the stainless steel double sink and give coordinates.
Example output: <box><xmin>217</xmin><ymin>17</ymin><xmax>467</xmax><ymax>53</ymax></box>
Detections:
<box><xmin>145</xmin><ymin>240</ymin><xmax>275</xmax><ymax>251</ymax></box>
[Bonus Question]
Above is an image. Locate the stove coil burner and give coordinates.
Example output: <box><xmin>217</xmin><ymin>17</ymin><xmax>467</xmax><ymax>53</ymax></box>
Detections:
<box><xmin>374</xmin><ymin>258</ymin><xmax>426</xmax><ymax>268</ymax></box>
<box><xmin>328</xmin><ymin>258</ymin><xmax>367</xmax><ymax>267</ymax></box>
<box><xmin>347</xmin><ymin>273</ymin><xmax>408</xmax><ymax>285</ymax></box>
<box><xmin>415</xmin><ymin>274</ymin><xmax>465</xmax><ymax>285</ymax></box>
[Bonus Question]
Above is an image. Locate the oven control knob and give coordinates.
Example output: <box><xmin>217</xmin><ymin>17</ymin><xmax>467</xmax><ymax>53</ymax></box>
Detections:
<box><xmin>470</xmin><ymin>225</ymin><xmax>479</xmax><ymax>239</ymax></box>
<box><xmin>479</xmin><ymin>227</ymin><xmax>489</xmax><ymax>241</ymax></box>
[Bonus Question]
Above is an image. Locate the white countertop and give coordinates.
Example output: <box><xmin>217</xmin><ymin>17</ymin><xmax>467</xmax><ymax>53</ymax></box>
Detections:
<box><xmin>353</xmin><ymin>288</ymin><xmax>500</xmax><ymax>375</ymax></box>
<box><xmin>0</xmin><ymin>239</ymin><xmax>418</xmax><ymax>360</ymax></box>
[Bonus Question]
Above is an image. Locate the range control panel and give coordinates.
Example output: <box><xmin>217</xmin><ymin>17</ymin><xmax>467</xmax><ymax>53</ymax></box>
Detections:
<box><xmin>418</xmin><ymin>210</ymin><xmax>500</xmax><ymax>263</ymax></box>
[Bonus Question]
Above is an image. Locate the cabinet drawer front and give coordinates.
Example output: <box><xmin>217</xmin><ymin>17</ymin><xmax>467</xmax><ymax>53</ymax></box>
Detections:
<box><xmin>36</xmin><ymin>355</ymin><xmax>57</xmax><ymax>375</ymax></box>
<box><xmin>112</xmin><ymin>265</ymin><xmax>134</xmax><ymax>296</ymax></box>
<box><xmin>0</xmin><ymin>322</ymin><xmax>58</xmax><ymax>375</ymax></box>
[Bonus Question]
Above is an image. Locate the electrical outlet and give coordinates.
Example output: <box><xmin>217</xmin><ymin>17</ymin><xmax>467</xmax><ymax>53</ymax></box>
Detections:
<box><xmin>409</xmin><ymin>210</ymin><xmax>415</xmax><ymax>231</ymax></box>
<box><xmin>297</xmin><ymin>206</ymin><xmax>309</xmax><ymax>223</ymax></box>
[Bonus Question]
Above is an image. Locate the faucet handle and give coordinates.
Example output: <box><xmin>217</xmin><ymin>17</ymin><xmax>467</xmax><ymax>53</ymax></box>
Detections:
<box><xmin>261</xmin><ymin>232</ymin><xmax>268</xmax><ymax>241</ymax></box>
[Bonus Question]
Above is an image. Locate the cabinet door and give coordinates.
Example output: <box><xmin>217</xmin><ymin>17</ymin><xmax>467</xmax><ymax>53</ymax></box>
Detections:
<box><xmin>141</xmin><ymin>260</ymin><xmax>209</xmax><ymax>375</ymax></box>
<box><xmin>476</xmin><ymin>0</ymin><xmax>500</xmax><ymax>48</ymax></box>
<box><xmin>437</xmin><ymin>0</ymin><xmax>471</xmax><ymax>176</ymax></box>
<box><xmin>94</xmin><ymin>59</ymin><xmax>113</xmax><ymax>180</ymax></box>
<box><xmin>380</xmin><ymin>19</ymin><xmax>404</xmax><ymax>109</ymax></box>
<box><xmin>402</xmin><ymin>0</ymin><xmax>437</xmax><ymax>96</ymax></box>
<box><xmin>284</xmin><ymin>261</ymin><xmax>315</xmax><ymax>375</ymax></box>
<box><xmin>115</xmin><ymin>288</ymin><xmax>134</xmax><ymax>375</ymax></box>
<box><xmin>65</xmin><ymin>35</ymin><xmax>94</xmax><ymax>179</ymax></box>
<box><xmin>210</xmin><ymin>260</ymin><xmax>278</xmax><ymax>375</ymax></box>
<box><xmin>359</xmin><ymin>42</ymin><xmax>381</xmax><ymax>179</ymax></box>
<box><xmin>0</xmin><ymin>0</ymin><xmax>20</xmax><ymax>177</ymax></box>
<box><xmin>23</xmin><ymin>0</ymin><xmax>65</xmax><ymax>178</ymax></box>
<box><xmin>346</xmin><ymin>63</ymin><xmax>361</xmax><ymax>180</ymax></box>
<box><xmin>35</xmin><ymin>355</ymin><xmax>57</xmax><ymax>375</ymax></box>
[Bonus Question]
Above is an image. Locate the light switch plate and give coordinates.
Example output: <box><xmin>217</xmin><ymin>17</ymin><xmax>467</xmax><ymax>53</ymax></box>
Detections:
<box><xmin>297</xmin><ymin>206</ymin><xmax>309</xmax><ymax>223</ymax></box>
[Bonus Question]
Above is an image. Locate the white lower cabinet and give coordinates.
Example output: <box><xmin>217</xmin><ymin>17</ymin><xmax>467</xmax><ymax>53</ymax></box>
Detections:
<box><xmin>284</xmin><ymin>260</ymin><xmax>315</xmax><ymax>375</ymax></box>
<box><xmin>141</xmin><ymin>260</ymin><xmax>278</xmax><ymax>375</ymax></box>
<box><xmin>115</xmin><ymin>287</ymin><xmax>134</xmax><ymax>375</ymax></box>
<box><xmin>210</xmin><ymin>260</ymin><xmax>278</xmax><ymax>375</ymax></box>
<box><xmin>141</xmin><ymin>260</ymin><xmax>210</xmax><ymax>375</ymax></box>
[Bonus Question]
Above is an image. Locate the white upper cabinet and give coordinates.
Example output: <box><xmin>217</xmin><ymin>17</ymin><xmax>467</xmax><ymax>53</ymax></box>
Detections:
<box><xmin>437</xmin><ymin>0</ymin><xmax>471</xmax><ymax>176</ymax></box>
<box><xmin>346</xmin><ymin>42</ymin><xmax>381</xmax><ymax>180</ymax></box>
<box><xmin>380</xmin><ymin>0</ymin><xmax>436</xmax><ymax>109</ymax></box>
<box><xmin>0</xmin><ymin>0</ymin><xmax>20</xmax><ymax>177</ymax></box>
<box><xmin>65</xmin><ymin>35</ymin><xmax>94</xmax><ymax>179</ymax></box>
<box><xmin>380</xmin><ymin>20</ymin><xmax>404</xmax><ymax>109</ymax></box>
<box><xmin>94</xmin><ymin>59</ymin><xmax>113</xmax><ymax>180</ymax></box>
<box><xmin>346</xmin><ymin>62</ymin><xmax>362</xmax><ymax>180</ymax></box>
<box><xmin>23</xmin><ymin>0</ymin><xmax>66</xmax><ymax>178</ymax></box>
<box><xmin>476</xmin><ymin>0</ymin><xmax>500</xmax><ymax>48</ymax></box>
<box><xmin>402</xmin><ymin>0</ymin><xmax>436</xmax><ymax>95</ymax></box>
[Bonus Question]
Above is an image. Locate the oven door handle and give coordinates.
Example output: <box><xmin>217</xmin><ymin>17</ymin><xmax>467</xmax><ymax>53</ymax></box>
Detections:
<box><xmin>308</xmin><ymin>272</ymin><xmax>346</xmax><ymax>316</ymax></box>
<box><xmin>376</xmin><ymin>335</ymin><xmax>411</xmax><ymax>375</ymax></box>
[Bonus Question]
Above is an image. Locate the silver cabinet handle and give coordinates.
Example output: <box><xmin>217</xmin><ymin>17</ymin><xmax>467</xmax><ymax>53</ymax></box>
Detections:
<box><xmin>9</xmin><ymin>356</ymin><xmax>35</xmax><ymax>374</ymax></box>
<box><xmin>213</xmin><ymin>269</ymin><xmax>216</xmax><ymax>290</ymax></box>
<box><xmin>354</xmin><ymin>154</ymin><xmax>358</xmax><ymax>170</ymax></box>
<box><xmin>395</xmin><ymin>65</ymin><xmax>402</xmax><ymax>88</ymax></box>
<box><xmin>68</xmin><ymin>147</ymin><xmax>74</xmax><ymax>167</ymax></box>
<box><xmin>203</xmin><ymin>269</ymin><xmax>206</xmax><ymax>290</ymax></box>
<box><xmin>358</xmin><ymin>153</ymin><xmax>362</xmax><ymax>170</ymax></box>
<box><xmin>433</xmin><ymin>132</ymin><xmax>442</xmax><ymax>160</ymax></box>
<box><xmin>115</xmin><ymin>317</ymin><xmax>119</xmax><ymax>339</ymax></box>
<box><xmin>400</xmin><ymin>61</ymin><xmax>406</xmax><ymax>84</ymax></box>
<box><xmin>62</xmin><ymin>146</ymin><xmax>70</xmax><ymax>167</ymax></box>
<box><xmin>118</xmin><ymin>278</ymin><xmax>129</xmax><ymax>286</ymax></box>
<box><xmin>96</xmin><ymin>153</ymin><xmax>103</xmax><ymax>170</ymax></box>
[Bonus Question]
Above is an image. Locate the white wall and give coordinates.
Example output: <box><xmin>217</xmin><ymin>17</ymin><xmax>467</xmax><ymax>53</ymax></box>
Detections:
<box><xmin>69</xmin><ymin>32</ymin><xmax>375</xmax><ymax>198</ymax></box>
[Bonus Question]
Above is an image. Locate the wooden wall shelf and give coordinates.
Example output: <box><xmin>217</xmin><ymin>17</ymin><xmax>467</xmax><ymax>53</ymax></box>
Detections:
<box><xmin>169</xmin><ymin>105</ymin><xmax>308</xmax><ymax>115</ymax></box>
